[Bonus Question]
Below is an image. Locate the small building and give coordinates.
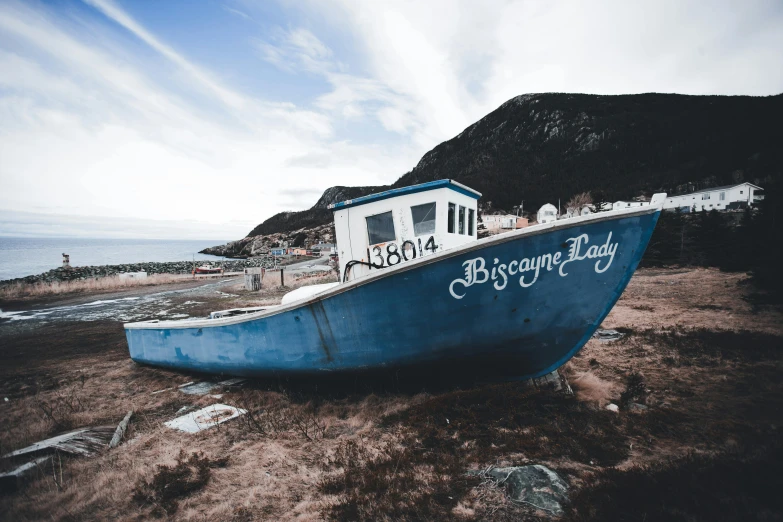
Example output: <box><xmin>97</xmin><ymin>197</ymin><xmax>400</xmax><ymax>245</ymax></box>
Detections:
<box><xmin>662</xmin><ymin>183</ymin><xmax>763</xmax><ymax>213</ymax></box>
<box><xmin>329</xmin><ymin>180</ymin><xmax>481</xmax><ymax>281</ymax></box>
<box><xmin>612</xmin><ymin>200</ymin><xmax>649</xmax><ymax>211</ymax></box>
<box><xmin>270</xmin><ymin>248</ymin><xmax>286</xmax><ymax>256</ymax></box>
<box><xmin>291</xmin><ymin>248</ymin><xmax>309</xmax><ymax>256</ymax></box>
<box><xmin>481</xmin><ymin>213</ymin><xmax>527</xmax><ymax>233</ymax></box>
<box><xmin>312</xmin><ymin>243</ymin><xmax>336</xmax><ymax>256</ymax></box>
<box><xmin>537</xmin><ymin>204</ymin><xmax>558</xmax><ymax>224</ymax></box>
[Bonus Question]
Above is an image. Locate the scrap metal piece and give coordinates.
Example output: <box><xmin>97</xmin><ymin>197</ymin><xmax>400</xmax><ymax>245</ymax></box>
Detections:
<box><xmin>592</xmin><ymin>329</ymin><xmax>625</xmax><ymax>342</ymax></box>
<box><xmin>2</xmin><ymin>427</ymin><xmax>115</xmax><ymax>459</ymax></box>
<box><xmin>529</xmin><ymin>370</ymin><xmax>573</xmax><ymax>394</ymax></box>
<box><xmin>178</xmin><ymin>382</ymin><xmax>217</xmax><ymax>395</ymax></box>
<box><xmin>164</xmin><ymin>404</ymin><xmax>247</xmax><ymax>433</ymax></box>
<box><xmin>217</xmin><ymin>378</ymin><xmax>246</xmax><ymax>387</ymax></box>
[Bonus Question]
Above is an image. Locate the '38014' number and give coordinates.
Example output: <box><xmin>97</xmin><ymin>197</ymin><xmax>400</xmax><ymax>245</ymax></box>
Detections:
<box><xmin>367</xmin><ymin>236</ymin><xmax>437</xmax><ymax>269</ymax></box>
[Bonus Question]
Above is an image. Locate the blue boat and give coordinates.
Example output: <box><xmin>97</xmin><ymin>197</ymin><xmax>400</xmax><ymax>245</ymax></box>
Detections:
<box><xmin>125</xmin><ymin>181</ymin><xmax>665</xmax><ymax>380</ymax></box>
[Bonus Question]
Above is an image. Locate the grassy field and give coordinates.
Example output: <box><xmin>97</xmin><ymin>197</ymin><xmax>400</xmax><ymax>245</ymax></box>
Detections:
<box><xmin>0</xmin><ymin>268</ymin><xmax>780</xmax><ymax>521</ymax></box>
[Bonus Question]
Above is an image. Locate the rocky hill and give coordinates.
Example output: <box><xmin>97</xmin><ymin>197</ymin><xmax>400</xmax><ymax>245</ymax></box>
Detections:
<box><xmin>202</xmin><ymin>92</ymin><xmax>783</xmax><ymax>257</ymax></box>
<box><xmin>393</xmin><ymin>92</ymin><xmax>782</xmax><ymax>210</ymax></box>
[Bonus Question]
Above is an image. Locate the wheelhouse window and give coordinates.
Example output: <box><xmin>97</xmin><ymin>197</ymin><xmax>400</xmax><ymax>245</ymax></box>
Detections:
<box><xmin>468</xmin><ymin>209</ymin><xmax>475</xmax><ymax>235</ymax></box>
<box><xmin>411</xmin><ymin>202</ymin><xmax>437</xmax><ymax>236</ymax></box>
<box><xmin>458</xmin><ymin>206</ymin><xmax>466</xmax><ymax>234</ymax></box>
<box><xmin>448</xmin><ymin>203</ymin><xmax>456</xmax><ymax>233</ymax></box>
<box><xmin>366</xmin><ymin>211</ymin><xmax>396</xmax><ymax>245</ymax></box>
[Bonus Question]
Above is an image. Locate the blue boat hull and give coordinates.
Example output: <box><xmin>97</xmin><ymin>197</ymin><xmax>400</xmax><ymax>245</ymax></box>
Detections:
<box><xmin>125</xmin><ymin>210</ymin><xmax>659</xmax><ymax>380</ymax></box>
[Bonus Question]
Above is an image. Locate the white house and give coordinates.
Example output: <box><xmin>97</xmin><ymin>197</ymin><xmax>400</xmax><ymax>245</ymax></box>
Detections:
<box><xmin>537</xmin><ymin>203</ymin><xmax>558</xmax><ymax>224</ymax></box>
<box><xmin>612</xmin><ymin>200</ymin><xmax>649</xmax><ymax>211</ymax></box>
<box><xmin>662</xmin><ymin>183</ymin><xmax>763</xmax><ymax>213</ymax></box>
<box><xmin>329</xmin><ymin>180</ymin><xmax>481</xmax><ymax>281</ymax></box>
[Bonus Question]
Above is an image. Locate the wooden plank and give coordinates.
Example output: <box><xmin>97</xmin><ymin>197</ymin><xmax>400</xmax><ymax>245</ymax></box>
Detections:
<box><xmin>3</xmin><ymin>427</ymin><xmax>115</xmax><ymax>459</ymax></box>
<box><xmin>109</xmin><ymin>410</ymin><xmax>133</xmax><ymax>449</ymax></box>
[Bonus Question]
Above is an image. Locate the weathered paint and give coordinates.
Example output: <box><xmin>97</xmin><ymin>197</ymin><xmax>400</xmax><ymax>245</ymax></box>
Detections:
<box><xmin>125</xmin><ymin>204</ymin><xmax>661</xmax><ymax>381</ymax></box>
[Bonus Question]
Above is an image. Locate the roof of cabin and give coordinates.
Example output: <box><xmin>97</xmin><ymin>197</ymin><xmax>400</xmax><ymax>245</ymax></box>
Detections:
<box><xmin>327</xmin><ymin>179</ymin><xmax>481</xmax><ymax>211</ymax></box>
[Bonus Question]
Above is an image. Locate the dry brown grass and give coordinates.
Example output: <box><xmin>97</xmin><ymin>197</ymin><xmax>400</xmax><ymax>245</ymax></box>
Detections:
<box><xmin>0</xmin><ymin>273</ymin><xmax>195</xmax><ymax>300</ymax></box>
<box><xmin>570</xmin><ymin>371</ymin><xmax>619</xmax><ymax>407</ymax></box>
<box><xmin>0</xmin><ymin>267</ymin><xmax>781</xmax><ymax>520</ymax></box>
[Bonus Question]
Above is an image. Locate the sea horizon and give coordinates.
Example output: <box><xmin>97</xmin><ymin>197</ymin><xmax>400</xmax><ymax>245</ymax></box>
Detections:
<box><xmin>0</xmin><ymin>236</ymin><xmax>229</xmax><ymax>281</ymax></box>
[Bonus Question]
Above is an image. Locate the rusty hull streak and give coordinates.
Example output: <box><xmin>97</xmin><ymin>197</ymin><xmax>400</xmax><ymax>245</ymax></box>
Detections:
<box><xmin>307</xmin><ymin>301</ymin><xmax>336</xmax><ymax>363</ymax></box>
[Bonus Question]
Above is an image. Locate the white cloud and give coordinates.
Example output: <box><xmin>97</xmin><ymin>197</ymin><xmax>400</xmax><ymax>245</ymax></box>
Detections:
<box><xmin>0</xmin><ymin>1</ymin><xmax>415</xmax><ymax>238</ymax></box>
<box><xmin>301</xmin><ymin>0</ymin><xmax>783</xmax><ymax>148</ymax></box>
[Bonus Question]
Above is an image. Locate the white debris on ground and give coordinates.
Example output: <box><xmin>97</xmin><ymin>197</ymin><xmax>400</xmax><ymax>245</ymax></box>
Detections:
<box><xmin>164</xmin><ymin>404</ymin><xmax>247</xmax><ymax>433</ymax></box>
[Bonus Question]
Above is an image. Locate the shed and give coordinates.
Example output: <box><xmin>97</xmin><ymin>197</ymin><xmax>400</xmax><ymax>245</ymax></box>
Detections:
<box><xmin>537</xmin><ymin>204</ymin><xmax>558</xmax><ymax>224</ymax></box>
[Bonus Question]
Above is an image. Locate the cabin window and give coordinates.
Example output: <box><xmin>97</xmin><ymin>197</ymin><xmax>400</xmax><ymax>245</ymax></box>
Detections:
<box><xmin>458</xmin><ymin>206</ymin><xmax>466</xmax><ymax>234</ymax></box>
<box><xmin>366</xmin><ymin>211</ymin><xmax>396</xmax><ymax>245</ymax></box>
<box><xmin>468</xmin><ymin>209</ymin><xmax>475</xmax><ymax>235</ymax></box>
<box><xmin>740</xmin><ymin>190</ymin><xmax>743</xmax><ymax>194</ymax></box>
<box><xmin>720</xmin><ymin>192</ymin><xmax>725</xmax><ymax>201</ymax></box>
<box><xmin>702</xmin><ymin>194</ymin><xmax>710</xmax><ymax>200</ymax></box>
<box><xmin>411</xmin><ymin>202</ymin><xmax>437</xmax><ymax>236</ymax></box>
<box><xmin>448</xmin><ymin>203</ymin><xmax>456</xmax><ymax>233</ymax></box>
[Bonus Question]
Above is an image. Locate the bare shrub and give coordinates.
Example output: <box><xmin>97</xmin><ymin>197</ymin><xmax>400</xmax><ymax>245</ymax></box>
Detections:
<box><xmin>572</xmin><ymin>371</ymin><xmax>618</xmax><ymax>407</ymax></box>
<box><xmin>34</xmin><ymin>379</ymin><xmax>88</xmax><ymax>431</ymax></box>
<box><xmin>132</xmin><ymin>450</ymin><xmax>229</xmax><ymax>515</ymax></box>
<box><xmin>232</xmin><ymin>400</ymin><xmax>291</xmax><ymax>436</ymax></box>
<box><xmin>566</xmin><ymin>191</ymin><xmax>593</xmax><ymax>215</ymax></box>
<box><xmin>230</xmin><ymin>392</ymin><xmax>325</xmax><ymax>441</ymax></box>
<box><xmin>620</xmin><ymin>371</ymin><xmax>647</xmax><ymax>407</ymax></box>
<box><xmin>290</xmin><ymin>403</ymin><xmax>326</xmax><ymax>441</ymax></box>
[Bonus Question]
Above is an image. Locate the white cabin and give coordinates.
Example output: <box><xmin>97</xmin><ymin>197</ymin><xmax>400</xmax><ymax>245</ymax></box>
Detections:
<box><xmin>329</xmin><ymin>180</ymin><xmax>481</xmax><ymax>281</ymax></box>
<box><xmin>661</xmin><ymin>183</ymin><xmax>763</xmax><ymax>213</ymax></box>
<box><xmin>537</xmin><ymin>204</ymin><xmax>558</xmax><ymax>224</ymax></box>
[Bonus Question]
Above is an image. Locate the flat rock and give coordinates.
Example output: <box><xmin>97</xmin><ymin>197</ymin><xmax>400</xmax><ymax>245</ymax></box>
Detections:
<box><xmin>484</xmin><ymin>465</ymin><xmax>569</xmax><ymax>516</ymax></box>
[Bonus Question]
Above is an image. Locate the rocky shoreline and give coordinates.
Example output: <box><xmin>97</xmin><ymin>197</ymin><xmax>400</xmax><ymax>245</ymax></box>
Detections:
<box><xmin>0</xmin><ymin>258</ymin><xmax>274</xmax><ymax>286</ymax></box>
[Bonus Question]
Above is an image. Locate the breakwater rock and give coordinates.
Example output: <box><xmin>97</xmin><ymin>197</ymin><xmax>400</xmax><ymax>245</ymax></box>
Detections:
<box><xmin>1</xmin><ymin>258</ymin><xmax>273</xmax><ymax>286</ymax></box>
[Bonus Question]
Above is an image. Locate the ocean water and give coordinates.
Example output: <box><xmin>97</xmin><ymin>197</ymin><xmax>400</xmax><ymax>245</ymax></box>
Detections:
<box><xmin>0</xmin><ymin>237</ymin><xmax>228</xmax><ymax>281</ymax></box>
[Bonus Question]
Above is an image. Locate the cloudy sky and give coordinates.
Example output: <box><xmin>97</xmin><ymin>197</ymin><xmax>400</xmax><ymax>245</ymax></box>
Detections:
<box><xmin>1</xmin><ymin>0</ymin><xmax>781</xmax><ymax>239</ymax></box>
